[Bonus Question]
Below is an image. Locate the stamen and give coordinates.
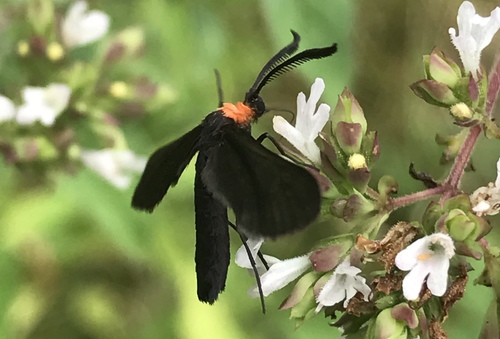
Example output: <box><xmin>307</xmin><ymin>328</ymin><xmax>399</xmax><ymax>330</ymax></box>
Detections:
<box><xmin>417</xmin><ymin>253</ymin><xmax>433</xmax><ymax>261</ymax></box>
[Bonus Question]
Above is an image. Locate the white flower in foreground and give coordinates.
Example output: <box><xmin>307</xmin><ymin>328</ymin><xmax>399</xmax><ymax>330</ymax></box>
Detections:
<box><xmin>235</xmin><ymin>238</ymin><xmax>280</xmax><ymax>276</ymax></box>
<box><xmin>62</xmin><ymin>1</ymin><xmax>110</xmax><ymax>48</ymax></box>
<box><xmin>0</xmin><ymin>95</ymin><xmax>15</xmax><ymax>122</ymax></box>
<box><xmin>449</xmin><ymin>1</ymin><xmax>500</xmax><ymax>77</ymax></box>
<box><xmin>16</xmin><ymin>84</ymin><xmax>71</xmax><ymax>126</ymax></box>
<box><xmin>81</xmin><ymin>149</ymin><xmax>147</xmax><ymax>189</ymax></box>
<box><xmin>248</xmin><ymin>254</ymin><xmax>311</xmax><ymax>298</ymax></box>
<box><xmin>470</xmin><ymin>157</ymin><xmax>500</xmax><ymax>216</ymax></box>
<box><xmin>315</xmin><ymin>259</ymin><xmax>371</xmax><ymax>312</ymax></box>
<box><xmin>395</xmin><ymin>233</ymin><xmax>455</xmax><ymax>301</ymax></box>
<box><xmin>273</xmin><ymin>78</ymin><xmax>330</xmax><ymax>164</ymax></box>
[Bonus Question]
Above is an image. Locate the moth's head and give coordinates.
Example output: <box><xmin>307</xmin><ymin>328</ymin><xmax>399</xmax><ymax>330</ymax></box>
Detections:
<box><xmin>244</xmin><ymin>93</ymin><xmax>265</xmax><ymax>117</ymax></box>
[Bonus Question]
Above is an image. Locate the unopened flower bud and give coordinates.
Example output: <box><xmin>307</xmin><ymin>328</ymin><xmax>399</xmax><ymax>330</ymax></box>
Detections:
<box><xmin>450</xmin><ymin>102</ymin><xmax>473</xmax><ymax>120</ymax></box>
<box><xmin>374</xmin><ymin>308</ymin><xmax>407</xmax><ymax>339</ymax></box>
<box><xmin>425</xmin><ymin>48</ymin><xmax>462</xmax><ymax>87</ymax></box>
<box><xmin>17</xmin><ymin>41</ymin><xmax>30</xmax><ymax>57</ymax></box>
<box><xmin>46</xmin><ymin>42</ymin><xmax>64</xmax><ymax>61</ymax></box>
<box><xmin>332</xmin><ymin>88</ymin><xmax>367</xmax><ymax>134</ymax></box>
<box><xmin>410</xmin><ymin>79</ymin><xmax>459</xmax><ymax>107</ymax></box>
<box><xmin>109</xmin><ymin>81</ymin><xmax>129</xmax><ymax>99</ymax></box>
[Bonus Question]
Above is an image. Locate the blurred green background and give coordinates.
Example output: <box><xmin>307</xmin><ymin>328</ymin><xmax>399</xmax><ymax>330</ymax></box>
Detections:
<box><xmin>1</xmin><ymin>0</ymin><xmax>500</xmax><ymax>338</ymax></box>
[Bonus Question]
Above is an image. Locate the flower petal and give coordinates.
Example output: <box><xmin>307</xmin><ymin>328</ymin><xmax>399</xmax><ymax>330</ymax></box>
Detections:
<box><xmin>62</xmin><ymin>1</ymin><xmax>110</xmax><ymax>48</ymax></box>
<box><xmin>235</xmin><ymin>238</ymin><xmax>264</xmax><ymax>269</ymax></box>
<box><xmin>81</xmin><ymin>149</ymin><xmax>145</xmax><ymax>189</ymax></box>
<box><xmin>45</xmin><ymin>83</ymin><xmax>71</xmax><ymax>116</ymax></box>
<box><xmin>395</xmin><ymin>237</ymin><xmax>428</xmax><ymax>271</ymax></box>
<box><xmin>402</xmin><ymin>262</ymin><xmax>431</xmax><ymax>300</ymax></box>
<box><xmin>449</xmin><ymin>1</ymin><xmax>500</xmax><ymax>75</ymax></box>
<box><xmin>272</xmin><ymin>115</ymin><xmax>309</xmax><ymax>157</ymax></box>
<box><xmin>249</xmin><ymin>254</ymin><xmax>310</xmax><ymax>297</ymax></box>
<box><xmin>0</xmin><ymin>95</ymin><xmax>16</xmax><ymax>122</ymax></box>
<box><xmin>351</xmin><ymin>276</ymin><xmax>371</xmax><ymax>301</ymax></box>
<box><xmin>316</xmin><ymin>272</ymin><xmax>346</xmax><ymax>308</ymax></box>
<box><xmin>426</xmin><ymin>256</ymin><xmax>450</xmax><ymax>297</ymax></box>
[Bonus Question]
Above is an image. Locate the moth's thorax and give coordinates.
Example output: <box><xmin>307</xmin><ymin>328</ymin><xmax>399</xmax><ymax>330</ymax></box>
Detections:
<box><xmin>219</xmin><ymin>102</ymin><xmax>255</xmax><ymax>125</ymax></box>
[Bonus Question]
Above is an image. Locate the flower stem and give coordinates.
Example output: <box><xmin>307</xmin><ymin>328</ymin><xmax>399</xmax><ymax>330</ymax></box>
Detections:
<box><xmin>442</xmin><ymin>125</ymin><xmax>482</xmax><ymax>198</ymax></box>
<box><xmin>388</xmin><ymin>185</ymin><xmax>448</xmax><ymax>210</ymax></box>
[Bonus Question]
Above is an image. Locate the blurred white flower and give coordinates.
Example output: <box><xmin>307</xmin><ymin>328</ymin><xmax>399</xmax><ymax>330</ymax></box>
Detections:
<box><xmin>273</xmin><ymin>78</ymin><xmax>330</xmax><ymax>164</ymax></box>
<box><xmin>470</xmin><ymin>157</ymin><xmax>500</xmax><ymax>216</ymax></box>
<box><xmin>449</xmin><ymin>1</ymin><xmax>500</xmax><ymax>77</ymax></box>
<box><xmin>248</xmin><ymin>254</ymin><xmax>311</xmax><ymax>298</ymax></box>
<box><xmin>16</xmin><ymin>84</ymin><xmax>71</xmax><ymax>126</ymax></box>
<box><xmin>395</xmin><ymin>233</ymin><xmax>455</xmax><ymax>301</ymax></box>
<box><xmin>315</xmin><ymin>259</ymin><xmax>371</xmax><ymax>312</ymax></box>
<box><xmin>62</xmin><ymin>1</ymin><xmax>110</xmax><ymax>48</ymax></box>
<box><xmin>0</xmin><ymin>95</ymin><xmax>15</xmax><ymax>122</ymax></box>
<box><xmin>235</xmin><ymin>237</ymin><xmax>280</xmax><ymax>276</ymax></box>
<box><xmin>81</xmin><ymin>149</ymin><xmax>147</xmax><ymax>189</ymax></box>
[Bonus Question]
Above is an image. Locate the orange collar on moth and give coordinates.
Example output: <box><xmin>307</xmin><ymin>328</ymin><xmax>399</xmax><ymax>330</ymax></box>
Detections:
<box><xmin>219</xmin><ymin>102</ymin><xmax>255</xmax><ymax>124</ymax></box>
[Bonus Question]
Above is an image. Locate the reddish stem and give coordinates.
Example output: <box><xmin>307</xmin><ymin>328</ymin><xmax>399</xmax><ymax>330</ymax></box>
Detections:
<box><xmin>389</xmin><ymin>185</ymin><xmax>448</xmax><ymax>211</ymax></box>
<box><xmin>444</xmin><ymin>124</ymin><xmax>482</xmax><ymax>192</ymax></box>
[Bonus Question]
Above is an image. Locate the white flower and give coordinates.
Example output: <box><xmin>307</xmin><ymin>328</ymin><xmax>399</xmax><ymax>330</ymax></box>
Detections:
<box><xmin>315</xmin><ymin>259</ymin><xmax>371</xmax><ymax>312</ymax></box>
<box><xmin>449</xmin><ymin>1</ymin><xmax>500</xmax><ymax>77</ymax></box>
<box><xmin>470</xmin><ymin>157</ymin><xmax>500</xmax><ymax>216</ymax></box>
<box><xmin>16</xmin><ymin>84</ymin><xmax>71</xmax><ymax>126</ymax></box>
<box><xmin>395</xmin><ymin>233</ymin><xmax>455</xmax><ymax>301</ymax></box>
<box><xmin>62</xmin><ymin>1</ymin><xmax>110</xmax><ymax>48</ymax></box>
<box><xmin>248</xmin><ymin>254</ymin><xmax>311</xmax><ymax>298</ymax></box>
<box><xmin>273</xmin><ymin>78</ymin><xmax>330</xmax><ymax>164</ymax></box>
<box><xmin>81</xmin><ymin>149</ymin><xmax>147</xmax><ymax>189</ymax></box>
<box><xmin>235</xmin><ymin>237</ymin><xmax>280</xmax><ymax>276</ymax></box>
<box><xmin>0</xmin><ymin>95</ymin><xmax>15</xmax><ymax>122</ymax></box>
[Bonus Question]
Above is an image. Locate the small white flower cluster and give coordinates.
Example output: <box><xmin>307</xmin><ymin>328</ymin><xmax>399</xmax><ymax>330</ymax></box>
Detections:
<box><xmin>0</xmin><ymin>84</ymin><xmax>71</xmax><ymax>126</ymax></box>
<box><xmin>81</xmin><ymin>149</ymin><xmax>147</xmax><ymax>189</ymax></box>
<box><xmin>62</xmin><ymin>1</ymin><xmax>110</xmax><ymax>48</ymax></box>
<box><xmin>470</xmin><ymin>158</ymin><xmax>500</xmax><ymax>216</ymax></box>
<box><xmin>0</xmin><ymin>1</ymin><xmax>111</xmax><ymax>126</ymax></box>
<box><xmin>236</xmin><ymin>232</ymin><xmax>456</xmax><ymax>308</ymax></box>
<box><xmin>0</xmin><ymin>2</ymin><xmax>145</xmax><ymax>189</ymax></box>
<box><xmin>236</xmin><ymin>238</ymin><xmax>371</xmax><ymax>309</ymax></box>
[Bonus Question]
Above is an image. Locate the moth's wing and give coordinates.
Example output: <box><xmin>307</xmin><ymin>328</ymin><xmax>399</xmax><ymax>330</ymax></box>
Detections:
<box><xmin>202</xmin><ymin>127</ymin><xmax>321</xmax><ymax>237</ymax></box>
<box><xmin>132</xmin><ymin>124</ymin><xmax>203</xmax><ymax>212</ymax></box>
<box><xmin>194</xmin><ymin>151</ymin><xmax>229</xmax><ymax>304</ymax></box>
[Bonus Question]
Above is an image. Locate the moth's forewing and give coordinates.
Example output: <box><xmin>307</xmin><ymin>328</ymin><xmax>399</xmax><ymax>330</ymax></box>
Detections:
<box><xmin>202</xmin><ymin>126</ymin><xmax>321</xmax><ymax>237</ymax></box>
<box><xmin>194</xmin><ymin>149</ymin><xmax>230</xmax><ymax>304</ymax></box>
<box><xmin>132</xmin><ymin>124</ymin><xmax>203</xmax><ymax>212</ymax></box>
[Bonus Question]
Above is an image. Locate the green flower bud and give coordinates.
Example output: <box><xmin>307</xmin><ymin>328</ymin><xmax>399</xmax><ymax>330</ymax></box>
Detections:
<box><xmin>280</xmin><ymin>271</ymin><xmax>323</xmax><ymax>310</ymax></box>
<box><xmin>377</xmin><ymin>175</ymin><xmax>398</xmax><ymax>204</ymax></box>
<box><xmin>391</xmin><ymin>303</ymin><xmax>419</xmax><ymax>329</ymax></box>
<box><xmin>105</xmin><ymin>27</ymin><xmax>145</xmax><ymax>63</ymax></box>
<box><xmin>424</xmin><ymin>48</ymin><xmax>462</xmax><ymax>88</ymax></box>
<box><xmin>445</xmin><ymin>209</ymin><xmax>475</xmax><ymax>241</ymax></box>
<box><xmin>410</xmin><ymin>79</ymin><xmax>460</xmax><ymax>107</ymax></box>
<box><xmin>332</xmin><ymin>88</ymin><xmax>367</xmax><ymax>134</ymax></box>
<box><xmin>422</xmin><ymin>201</ymin><xmax>444</xmax><ymax>235</ymax></box>
<box><xmin>289</xmin><ymin>287</ymin><xmax>317</xmax><ymax>328</ymax></box>
<box><xmin>435</xmin><ymin>129</ymin><xmax>468</xmax><ymax>163</ymax></box>
<box><xmin>373</xmin><ymin>308</ymin><xmax>407</xmax><ymax>339</ymax></box>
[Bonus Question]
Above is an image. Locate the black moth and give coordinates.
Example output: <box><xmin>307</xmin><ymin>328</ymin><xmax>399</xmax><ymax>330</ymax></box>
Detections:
<box><xmin>132</xmin><ymin>31</ymin><xmax>337</xmax><ymax>304</ymax></box>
